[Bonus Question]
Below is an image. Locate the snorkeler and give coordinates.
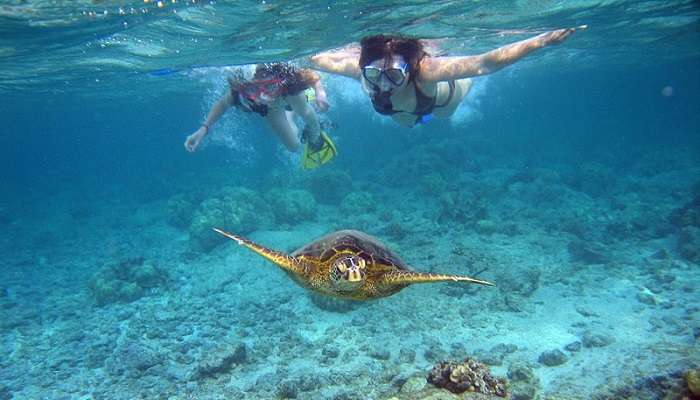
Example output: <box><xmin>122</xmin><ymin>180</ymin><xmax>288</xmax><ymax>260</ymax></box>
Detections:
<box><xmin>309</xmin><ymin>28</ymin><xmax>580</xmax><ymax>127</ymax></box>
<box><xmin>184</xmin><ymin>63</ymin><xmax>337</xmax><ymax>169</ymax></box>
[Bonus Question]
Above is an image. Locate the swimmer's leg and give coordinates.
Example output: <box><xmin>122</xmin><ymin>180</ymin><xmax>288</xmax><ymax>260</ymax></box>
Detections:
<box><xmin>263</xmin><ymin>107</ymin><xmax>301</xmax><ymax>152</ymax></box>
<box><xmin>285</xmin><ymin>93</ymin><xmax>321</xmax><ymax>144</ymax></box>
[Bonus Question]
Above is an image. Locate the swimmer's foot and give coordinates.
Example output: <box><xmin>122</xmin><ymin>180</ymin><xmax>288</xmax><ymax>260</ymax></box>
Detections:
<box><xmin>308</xmin><ymin>135</ymin><xmax>325</xmax><ymax>151</ymax></box>
<box><xmin>302</xmin><ymin>130</ymin><xmax>337</xmax><ymax>169</ymax></box>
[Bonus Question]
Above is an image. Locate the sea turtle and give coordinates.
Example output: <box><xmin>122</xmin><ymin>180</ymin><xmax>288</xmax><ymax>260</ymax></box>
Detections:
<box><xmin>213</xmin><ymin>228</ymin><xmax>493</xmax><ymax>301</ymax></box>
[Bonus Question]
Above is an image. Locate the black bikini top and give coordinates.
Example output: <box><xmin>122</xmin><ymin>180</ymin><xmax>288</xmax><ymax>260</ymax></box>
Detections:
<box><xmin>370</xmin><ymin>81</ymin><xmax>454</xmax><ymax>123</ymax></box>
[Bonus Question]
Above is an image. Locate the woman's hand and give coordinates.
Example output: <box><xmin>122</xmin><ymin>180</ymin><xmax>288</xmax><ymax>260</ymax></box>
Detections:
<box><xmin>184</xmin><ymin>126</ymin><xmax>207</xmax><ymax>152</ymax></box>
<box><xmin>539</xmin><ymin>26</ymin><xmax>580</xmax><ymax>47</ymax></box>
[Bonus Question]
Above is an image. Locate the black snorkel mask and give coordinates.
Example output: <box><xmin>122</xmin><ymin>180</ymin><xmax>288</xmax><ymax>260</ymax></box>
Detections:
<box><xmin>362</xmin><ymin>61</ymin><xmax>408</xmax><ymax>95</ymax></box>
<box><xmin>362</xmin><ymin>64</ymin><xmax>408</xmax><ymax>88</ymax></box>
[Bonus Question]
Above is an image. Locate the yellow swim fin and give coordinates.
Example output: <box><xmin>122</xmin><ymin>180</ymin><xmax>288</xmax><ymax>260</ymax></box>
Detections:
<box><xmin>302</xmin><ymin>130</ymin><xmax>337</xmax><ymax>170</ymax></box>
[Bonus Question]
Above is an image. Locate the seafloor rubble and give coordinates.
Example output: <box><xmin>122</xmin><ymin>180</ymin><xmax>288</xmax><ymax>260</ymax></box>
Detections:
<box><xmin>0</xmin><ymin>143</ymin><xmax>698</xmax><ymax>400</ymax></box>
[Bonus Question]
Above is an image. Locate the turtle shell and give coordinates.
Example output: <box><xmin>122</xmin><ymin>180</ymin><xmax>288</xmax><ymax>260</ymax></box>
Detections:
<box><xmin>292</xmin><ymin>230</ymin><xmax>409</xmax><ymax>271</ymax></box>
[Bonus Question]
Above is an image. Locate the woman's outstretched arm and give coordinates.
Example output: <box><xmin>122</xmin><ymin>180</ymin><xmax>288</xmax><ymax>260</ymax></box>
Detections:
<box><xmin>184</xmin><ymin>92</ymin><xmax>234</xmax><ymax>152</ymax></box>
<box><xmin>419</xmin><ymin>27</ymin><xmax>581</xmax><ymax>83</ymax></box>
<box><xmin>309</xmin><ymin>44</ymin><xmax>362</xmax><ymax>79</ymax></box>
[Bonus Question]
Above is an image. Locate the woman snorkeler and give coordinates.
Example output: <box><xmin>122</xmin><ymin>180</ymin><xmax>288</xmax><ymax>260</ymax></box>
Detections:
<box><xmin>184</xmin><ymin>63</ymin><xmax>337</xmax><ymax>169</ymax></box>
<box><xmin>310</xmin><ymin>28</ymin><xmax>581</xmax><ymax>127</ymax></box>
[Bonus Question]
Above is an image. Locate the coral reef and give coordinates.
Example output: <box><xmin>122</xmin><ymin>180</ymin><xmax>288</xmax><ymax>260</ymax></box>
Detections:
<box><xmin>188</xmin><ymin>198</ymin><xmax>228</xmax><ymax>251</ymax></box>
<box><xmin>669</xmin><ymin>194</ymin><xmax>700</xmax><ymax>228</ymax></box>
<box><xmin>668</xmin><ymin>192</ymin><xmax>700</xmax><ymax>263</ymax></box>
<box><xmin>472</xmin><ymin>344</ymin><xmax>518</xmax><ymax>367</ymax></box>
<box><xmin>686</xmin><ymin>367</ymin><xmax>700</xmax><ymax>397</ymax></box>
<box><xmin>567</xmin><ymin>239</ymin><xmax>610</xmax><ymax>264</ymax></box>
<box><xmin>195</xmin><ymin>343</ymin><xmax>247</xmax><ymax>380</ymax></box>
<box><xmin>308</xmin><ymin>292</ymin><xmax>361</xmax><ymax>313</ymax></box>
<box><xmin>383</xmin><ymin>219</ymin><xmax>408</xmax><ymax>240</ymax></box>
<box><xmin>399</xmin><ymin>348</ymin><xmax>417</xmax><ymax>363</ymax></box>
<box><xmin>0</xmin><ymin>384</ymin><xmax>11</xmax><ymax>400</ymax></box>
<box><xmin>5</xmin><ymin>136</ymin><xmax>700</xmax><ymax>400</ymax></box>
<box><xmin>438</xmin><ymin>190</ymin><xmax>488</xmax><ymax>227</ymax></box>
<box><xmin>304</xmin><ymin>169</ymin><xmax>353</xmax><ymax>204</ymax></box>
<box><xmin>496</xmin><ymin>269</ymin><xmax>540</xmax><ymax>298</ymax></box>
<box><xmin>424</xmin><ymin>343</ymin><xmax>449</xmax><ymax>364</ymax></box>
<box><xmin>563</xmin><ymin>162</ymin><xmax>616</xmax><ymax>198</ymax></box>
<box><xmin>88</xmin><ymin>257</ymin><xmax>169</xmax><ymax>306</ymax></box>
<box><xmin>564</xmin><ymin>341</ymin><xmax>582</xmax><ymax>352</ymax></box>
<box><xmin>426</xmin><ymin>358</ymin><xmax>507</xmax><ymax>397</ymax></box>
<box><xmin>106</xmin><ymin>341</ymin><xmax>162</xmax><ymax>377</ymax></box>
<box><xmin>419</xmin><ymin>173</ymin><xmax>448</xmax><ymax>195</ymax></box>
<box><xmin>507</xmin><ymin>363</ymin><xmax>540</xmax><ymax>400</ymax></box>
<box><xmin>340</xmin><ymin>191</ymin><xmax>377</xmax><ymax>214</ymax></box>
<box><xmin>537</xmin><ymin>349</ymin><xmax>568</xmax><ymax>366</ymax></box>
<box><xmin>188</xmin><ymin>186</ymin><xmax>274</xmax><ymax>251</ymax></box>
<box><xmin>486</xmin><ymin>268</ymin><xmax>540</xmax><ymax>313</ymax></box>
<box><xmin>399</xmin><ymin>374</ymin><xmax>427</xmax><ymax>395</ymax></box>
<box><xmin>580</xmin><ymin>331</ymin><xmax>614</xmax><ymax>348</ymax></box>
<box><xmin>596</xmin><ymin>369</ymin><xmax>694</xmax><ymax>399</ymax></box>
<box><xmin>474</xmin><ymin>219</ymin><xmax>498</xmax><ymax>235</ymax></box>
<box><xmin>379</xmin><ymin>139</ymin><xmax>481</xmax><ymax>190</ymax></box>
<box><xmin>165</xmin><ymin>193</ymin><xmax>198</xmax><ymax>229</ymax></box>
<box><xmin>265</xmin><ymin>188</ymin><xmax>316</xmax><ymax>225</ymax></box>
<box><xmin>678</xmin><ymin>227</ymin><xmax>700</xmax><ymax>263</ymax></box>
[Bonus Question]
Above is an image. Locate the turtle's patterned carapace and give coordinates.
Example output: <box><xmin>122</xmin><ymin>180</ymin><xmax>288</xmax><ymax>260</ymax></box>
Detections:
<box><xmin>213</xmin><ymin>228</ymin><xmax>494</xmax><ymax>301</ymax></box>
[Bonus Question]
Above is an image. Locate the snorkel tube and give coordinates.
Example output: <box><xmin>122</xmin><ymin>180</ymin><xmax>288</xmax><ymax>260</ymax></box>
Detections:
<box><xmin>362</xmin><ymin>74</ymin><xmax>397</xmax><ymax>115</ymax></box>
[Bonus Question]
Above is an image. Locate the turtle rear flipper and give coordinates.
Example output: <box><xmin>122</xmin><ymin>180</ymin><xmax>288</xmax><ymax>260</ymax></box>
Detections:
<box><xmin>381</xmin><ymin>270</ymin><xmax>494</xmax><ymax>287</ymax></box>
<box><xmin>213</xmin><ymin>228</ymin><xmax>307</xmax><ymax>276</ymax></box>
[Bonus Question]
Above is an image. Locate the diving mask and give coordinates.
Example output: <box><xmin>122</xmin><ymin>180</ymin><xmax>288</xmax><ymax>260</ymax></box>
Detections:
<box><xmin>234</xmin><ymin>78</ymin><xmax>285</xmax><ymax>104</ymax></box>
<box><xmin>362</xmin><ymin>63</ymin><xmax>408</xmax><ymax>87</ymax></box>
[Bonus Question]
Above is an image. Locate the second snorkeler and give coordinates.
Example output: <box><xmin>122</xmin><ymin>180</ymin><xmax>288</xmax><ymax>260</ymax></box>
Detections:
<box><xmin>185</xmin><ymin>63</ymin><xmax>337</xmax><ymax>169</ymax></box>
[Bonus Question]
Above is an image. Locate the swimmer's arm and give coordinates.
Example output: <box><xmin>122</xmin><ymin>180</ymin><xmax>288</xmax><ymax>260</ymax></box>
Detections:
<box><xmin>185</xmin><ymin>92</ymin><xmax>234</xmax><ymax>152</ymax></box>
<box><xmin>419</xmin><ymin>28</ymin><xmax>577</xmax><ymax>82</ymax></box>
<box><xmin>309</xmin><ymin>46</ymin><xmax>361</xmax><ymax>79</ymax></box>
<box><xmin>201</xmin><ymin>92</ymin><xmax>235</xmax><ymax>132</ymax></box>
<box><xmin>310</xmin><ymin>76</ymin><xmax>329</xmax><ymax>112</ymax></box>
<box><xmin>286</xmin><ymin>93</ymin><xmax>320</xmax><ymax>140</ymax></box>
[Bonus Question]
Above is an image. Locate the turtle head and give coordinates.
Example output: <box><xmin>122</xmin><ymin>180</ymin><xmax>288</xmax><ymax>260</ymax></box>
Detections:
<box><xmin>330</xmin><ymin>255</ymin><xmax>367</xmax><ymax>291</ymax></box>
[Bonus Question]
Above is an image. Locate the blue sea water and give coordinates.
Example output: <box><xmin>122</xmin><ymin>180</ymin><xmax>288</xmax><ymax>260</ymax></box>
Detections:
<box><xmin>1</xmin><ymin>1</ymin><xmax>699</xmax><ymax>399</ymax></box>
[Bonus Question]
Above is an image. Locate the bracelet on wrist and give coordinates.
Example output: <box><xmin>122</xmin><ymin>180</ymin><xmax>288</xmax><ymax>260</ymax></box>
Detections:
<box><xmin>201</xmin><ymin>123</ymin><xmax>209</xmax><ymax>133</ymax></box>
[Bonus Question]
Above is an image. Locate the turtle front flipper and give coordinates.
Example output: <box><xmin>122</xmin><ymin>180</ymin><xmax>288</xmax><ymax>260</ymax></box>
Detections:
<box><xmin>381</xmin><ymin>270</ymin><xmax>494</xmax><ymax>287</ymax></box>
<box><xmin>213</xmin><ymin>228</ymin><xmax>308</xmax><ymax>277</ymax></box>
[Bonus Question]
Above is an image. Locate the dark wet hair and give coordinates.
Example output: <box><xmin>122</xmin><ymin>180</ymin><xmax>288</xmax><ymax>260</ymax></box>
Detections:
<box><xmin>359</xmin><ymin>35</ymin><xmax>427</xmax><ymax>81</ymax></box>
<box><xmin>254</xmin><ymin>63</ymin><xmax>295</xmax><ymax>80</ymax></box>
<box><xmin>228</xmin><ymin>63</ymin><xmax>319</xmax><ymax>98</ymax></box>
<box><xmin>255</xmin><ymin>63</ymin><xmax>319</xmax><ymax>95</ymax></box>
